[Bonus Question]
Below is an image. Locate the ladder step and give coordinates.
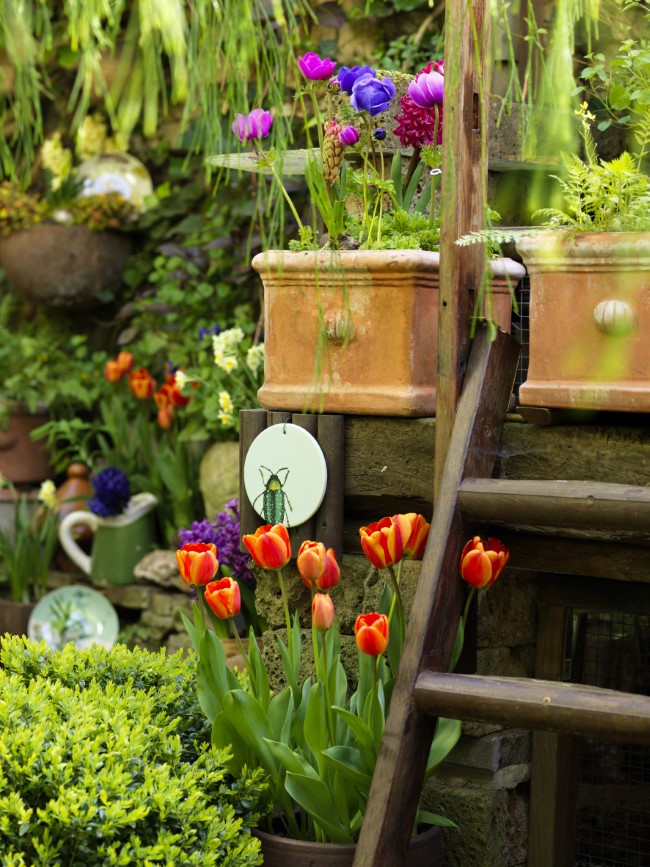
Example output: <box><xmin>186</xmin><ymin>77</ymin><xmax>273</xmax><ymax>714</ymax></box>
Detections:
<box><xmin>414</xmin><ymin>672</ymin><xmax>650</xmax><ymax>745</ymax></box>
<box><xmin>458</xmin><ymin>478</ymin><xmax>650</xmax><ymax>536</ymax></box>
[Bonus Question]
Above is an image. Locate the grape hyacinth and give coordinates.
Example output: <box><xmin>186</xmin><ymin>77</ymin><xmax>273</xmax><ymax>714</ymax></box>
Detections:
<box><xmin>88</xmin><ymin>466</ymin><xmax>131</xmax><ymax>517</ymax></box>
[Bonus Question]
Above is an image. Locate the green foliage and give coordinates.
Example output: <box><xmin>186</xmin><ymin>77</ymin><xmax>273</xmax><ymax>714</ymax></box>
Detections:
<box><xmin>0</xmin><ymin>636</ymin><xmax>268</xmax><ymax>865</ymax></box>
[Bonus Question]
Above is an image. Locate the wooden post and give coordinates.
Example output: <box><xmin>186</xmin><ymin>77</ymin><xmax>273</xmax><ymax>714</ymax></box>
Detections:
<box><xmin>435</xmin><ymin>0</ymin><xmax>491</xmax><ymax>499</ymax></box>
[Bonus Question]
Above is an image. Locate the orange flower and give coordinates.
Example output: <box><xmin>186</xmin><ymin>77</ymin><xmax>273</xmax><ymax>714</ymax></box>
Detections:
<box><xmin>176</xmin><ymin>542</ymin><xmax>219</xmax><ymax>586</ymax></box>
<box><xmin>312</xmin><ymin>592</ymin><xmax>335</xmax><ymax>631</ymax></box>
<box><xmin>116</xmin><ymin>351</ymin><xmax>134</xmax><ymax>374</ymax></box>
<box><xmin>355</xmin><ymin>612</ymin><xmax>389</xmax><ymax>656</ymax></box>
<box><xmin>319</xmin><ymin>548</ymin><xmax>340</xmax><ymax>590</ymax></box>
<box><xmin>104</xmin><ymin>360</ymin><xmax>123</xmax><ymax>383</ymax></box>
<box><xmin>205</xmin><ymin>577</ymin><xmax>241</xmax><ymax>619</ymax></box>
<box><xmin>129</xmin><ymin>367</ymin><xmax>156</xmax><ymax>400</ymax></box>
<box><xmin>297</xmin><ymin>540</ymin><xmax>327</xmax><ymax>587</ymax></box>
<box><xmin>400</xmin><ymin>513</ymin><xmax>430</xmax><ymax>559</ymax></box>
<box><xmin>459</xmin><ymin>536</ymin><xmax>509</xmax><ymax>589</ymax></box>
<box><xmin>243</xmin><ymin>524</ymin><xmax>291</xmax><ymax>569</ymax></box>
<box><xmin>359</xmin><ymin>516</ymin><xmax>404</xmax><ymax>569</ymax></box>
<box><xmin>157</xmin><ymin>406</ymin><xmax>175</xmax><ymax>429</ymax></box>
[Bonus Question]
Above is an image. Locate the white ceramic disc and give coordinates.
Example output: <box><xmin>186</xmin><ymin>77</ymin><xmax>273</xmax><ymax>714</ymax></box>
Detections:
<box><xmin>244</xmin><ymin>423</ymin><xmax>327</xmax><ymax>527</ymax></box>
<box><xmin>28</xmin><ymin>585</ymin><xmax>119</xmax><ymax>652</ymax></box>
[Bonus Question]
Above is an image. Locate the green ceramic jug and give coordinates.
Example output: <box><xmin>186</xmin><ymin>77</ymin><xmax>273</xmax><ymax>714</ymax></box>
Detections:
<box><xmin>58</xmin><ymin>493</ymin><xmax>158</xmax><ymax>586</ymax></box>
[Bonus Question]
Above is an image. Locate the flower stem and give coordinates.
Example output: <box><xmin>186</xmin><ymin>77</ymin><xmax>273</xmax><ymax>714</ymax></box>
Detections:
<box><xmin>269</xmin><ymin>163</ymin><xmax>305</xmax><ymax>232</ymax></box>
<box><xmin>229</xmin><ymin>616</ymin><xmax>252</xmax><ymax>679</ymax></box>
<box><xmin>386</xmin><ymin>562</ymin><xmax>404</xmax><ymax>628</ymax></box>
<box><xmin>319</xmin><ymin>628</ymin><xmax>336</xmax><ymax>744</ymax></box>
<box><xmin>276</xmin><ymin>567</ymin><xmax>294</xmax><ymax>661</ymax></box>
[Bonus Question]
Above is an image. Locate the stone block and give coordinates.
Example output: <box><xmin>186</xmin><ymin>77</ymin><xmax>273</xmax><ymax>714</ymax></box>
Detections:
<box><xmin>477</xmin><ymin>645</ymin><xmax>536</xmax><ymax>679</ymax></box>
<box><xmin>446</xmin><ymin>729</ymin><xmax>531</xmax><ymax>774</ymax></box>
<box><xmin>150</xmin><ymin>589</ymin><xmax>192</xmax><ymax>618</ymax></box>
<box><xmin>101</xmin><ymin>584</ymin><xmax>154</xmax><ymax>610</ymax></box>
<box><xmin>139</xmin><ymin>610</ymin><xmax>174</xmax><ymax>641</ymax></box>
<box><xmin>165</xmin><ymin>632</ymin><xmax>194</xmax><ymax>655</ymax></box>
<box><xmin>478</xmin><ymin>571</ymin><xmax>537</xmax><ymax>648</ymax></box>
<box><xmin>199</xmin><ymin>441</ymin><xmax>240</xmax><ymax>519</ymax></box>
<box><xmin>172</xmin><ymin>597</ymin><xmax>198</xmax><ymax>630</ymax></box>
<box><xmin>422</xmin><ymin>778</ymin><xmax>529</xmax><ymax>867</ymax></box>
<box><xmin>135</xmin><ymin>550</ymin><xmax>189</xmax><ymax>592</ymax></box>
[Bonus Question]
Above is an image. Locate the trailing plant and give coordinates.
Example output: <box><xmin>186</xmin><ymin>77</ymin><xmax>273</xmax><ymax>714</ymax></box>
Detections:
<box><xmin>0</xmin><ymin>636</ymin><xmax>268</xmax><ymax>865</ymax></box>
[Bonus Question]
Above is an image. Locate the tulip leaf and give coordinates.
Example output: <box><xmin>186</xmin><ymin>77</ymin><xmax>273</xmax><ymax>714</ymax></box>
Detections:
<box><xmin>284</xmin><ymin>773</ymin><xmax>352</xmax><ymax>844</ymax></box>
<box><xmin>331</xmin><ymin>706</ymin><xmax>376</xmax><ymax>773</ymax></box>
<box><xmin>248</xmin><ymin>633</ymin><xmax>270</xmax><ymax>711</ymax></box>
<box><xmin>211</xmin><ymin>711</ymin><xmax>250</xmax><ymax>777</ymax></box>
<box><xmin>322</xmin><ymin>746</ymin><xmax>373</xmax><ymax>790</ymax></box>
<box><xmin>417</xmin><ymin>808</ymin><xmax>459</xmax><ymax>830</ymax></box>
<box><xmin>425</xmin><ymin>716</ymin><xmax>462</xmax><ymax>778</ymax></box>
<box><xmin>404</xmin><ymin>159</ymin><xmax>424</xmax><ymax>210</ymax></box>
<box><xmin>362</xmin><ymin>682</ymin><xmax>385</xmax><ymax>747</ymax></box>
<box><xmin>222</xmin><ymin>689</ymin><xmax>277</xmax><ymax>774</ymax></box>
<box><xmin>291</xmin><ymin>678</ymin><xmax>313</xmax><ymax>751</ymax></box>
<box><xmin>264</xmin><ymin>738</ymin><xmax>320</xmax><ymax>780</ymax></box>
<box><xmin>391</xmin><ymin>150</ymin><xmax>403</xmax><ymax>208</ymax></box>
<box><xmin>449</xmin><ymin>616</ymin><xmax>465</xmax><ymax>673</ymax></box>
<box><xmin>414</xmin><ymin>177</ymin><xmax>433</xmax><ymax>214</ymax></box>
<box><xmin>267</xmin><ymin>687</ymin><xmax>293</xmax><ymax>743</ymax></box>
<box><xmin>180</xmin><ymin>609</ymin><xmax>199</xmax><ymax>652</ymax></box>
<box><xmin>304</xmin><ymin>682</ymin><xmax>329</xmax><ymax>777</ymax></box>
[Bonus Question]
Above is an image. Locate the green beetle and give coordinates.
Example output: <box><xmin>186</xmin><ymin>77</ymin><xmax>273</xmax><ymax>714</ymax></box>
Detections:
<box><xmin>252</xmin><ymin>465</ymin><xmax>293</xmax><ymax>526</ymax></box>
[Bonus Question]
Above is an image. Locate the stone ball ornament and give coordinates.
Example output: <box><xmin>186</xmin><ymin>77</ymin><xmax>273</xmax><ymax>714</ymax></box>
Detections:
<box><xmin>592</xmin><ymin>298</ymin><xmax>638</xmax><ymax>337</ymax></box>
<box><xmin>243</xmin><ymin>423</ymin><xmax>328</xmax><ymax>527</ymax></box>
<box><xmin>75</xmin><ymin>152</ymin><xmax>153</xmax><ymax>211</ymax></box>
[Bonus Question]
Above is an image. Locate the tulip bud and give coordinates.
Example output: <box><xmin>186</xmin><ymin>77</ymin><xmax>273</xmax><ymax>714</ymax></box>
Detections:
<box><xmin>312</xmin><ymin>592</ymin><xmax>335</xmax><ymax>631</ymax></box>
<box><xmin>459</xmin><ymin>536</ymin><xmax>509</xmax><ymax>589</ymax></box>
<box><xmin>176</xmin><ymin>542</ymin><xmax>219</xmax><ymax>586</ymax></box>
<box><xmin>355</xmin><ymin>613</ymin><xmax>389</xmax><ymax>656</ymax></box>
<box><xmin>104</xmin><ymin>360</ymin><xmax>122</xmax><ymax>383</ymax></box>
<box><xmin>318</xmin><ymin>548</ymin><xmax>340</xmax><ymax>590</ymax></box>
<box><xmin>243</xmin><ymin>524</ymin><xmax>291</xmax><ymax>569</ymax></box>
<box><xmin>129</xmin><ymin>367</ymin><xmax>156</xmax><ymax>400</ymax></box>
<box><xmin>205</xmin><ymin>577</ymin><xmax>241</xmax><ymax>619</ymax></box>
<box><xmin>297</xmin><ymin>540</ymin><xmax>327</xmax><ymax>587</ymax></box>
<box><xmin>116</xmin><ymin>351</ymin><xmax>134</xmax><ymax>373</ymax></box>
<box><xmin>400</xmin><ymin>513</ymin><xmax>430</xmax><ymax>559</ymax></box>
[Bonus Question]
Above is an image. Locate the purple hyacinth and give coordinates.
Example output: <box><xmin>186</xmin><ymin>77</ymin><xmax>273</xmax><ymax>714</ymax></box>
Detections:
<box><xmin>232</xmin><ymin>109</ymin><xmax>273</xmax><ymax>143</ymax></box>
<box><xmin>408</xmin><ymin>69</ymin><xmax>444</xmax><ymax>109</ymax></box>
<box><xmin>336</xmin><ymin>65</ymin><xmax>375</xmax><ymax>95</ymax></box>
<box><xmin>178</xmin><ymin>498</ymin><xmax>254</xmax><ymax>587</ymax></box>
<box><xmin>350</xmin><ymin>74</ymin><xmax>395</xmax><ymax>117</ymax></box>
<box><xmin>298</xmin><ymin>51</ymin><xmax>337</xmax><ymax>81</ymax></box>
<box><xmin>339</xmin><ymin>125</ymin><xmax>360</xmax><ymax>146</ymax></box>
<box><xmin>88</xmin><ymin>467</ymin><xmax>130</xmax><ymax>518</ymax></box>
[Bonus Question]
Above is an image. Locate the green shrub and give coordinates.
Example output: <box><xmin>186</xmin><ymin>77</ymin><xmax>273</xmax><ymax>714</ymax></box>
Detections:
<box><xmin>0</xmin><ymin>637</ymin><xmax>267</xmax><ymax>865</ymax></box>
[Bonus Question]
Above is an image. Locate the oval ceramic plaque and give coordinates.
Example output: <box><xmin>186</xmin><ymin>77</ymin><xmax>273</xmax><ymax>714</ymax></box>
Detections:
<box><xmin>244</xmin><ymin>423</ymin><xmax>327</xmax><ymax>527</ymax></box>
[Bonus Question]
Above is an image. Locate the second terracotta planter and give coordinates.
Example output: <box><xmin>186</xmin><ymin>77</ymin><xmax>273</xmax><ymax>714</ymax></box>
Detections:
<box><xmin>253</xmin><ymin>250</ymin><xmax>524</xmax><ymax>417</ymax></box>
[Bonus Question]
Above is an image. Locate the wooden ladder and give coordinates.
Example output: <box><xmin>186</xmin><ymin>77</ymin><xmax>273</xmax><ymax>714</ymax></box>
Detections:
<box><xmin>352</xmin><ymin>327</ymin><xmax>650</xmax><ymax>867</ymax></box>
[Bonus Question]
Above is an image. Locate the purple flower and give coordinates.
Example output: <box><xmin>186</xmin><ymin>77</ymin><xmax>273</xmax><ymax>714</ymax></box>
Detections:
<box><xmin>350</xmin><ymin>74</ymin><xmax>395</xmax><ymax>117</ymax></box>
<box><xmin>298</xmin><ymin>52</ymin><xmax>337</xmax><ymax>81</ymax></box>
<box><xmin>232</xmin><ymin>109</ymin><xmax>273</xmax><ymax>143</ymax></box>
<box><xmin>408</xmin><ymin>69</ymin><xmax>444</xmax><ymax>108</ymax></box>
<box><xmin>339</xmin><ymin>125</ymin><xmax>360</xmax><ymax>146</ymax></box>
<box><xmin>336</xmin><ymin>65</ymin><xmax>375</xmax><ymax>95</ymax></box>
<box><xmin>198</xmin><ymin>324</ymin><xmax>221</xmax><ymax>343</ymax></box>
<box><xmin>373</xmin><ymin>128</ymin><xmax>386</xmax><ymax>141</ymax></box>
<box><xmin>88</xmin><ymin>467</ymin><xmax>130</xmax><ymax>518</ymax></box>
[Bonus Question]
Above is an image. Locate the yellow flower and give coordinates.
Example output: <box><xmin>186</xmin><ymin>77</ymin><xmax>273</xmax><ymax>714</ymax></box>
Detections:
<box><xmin>246</xmin><ymin>343</ymin><xmax>264</xmax><ymax>374</ymax></box>
<box><xmin>174</xmin><ymin>370</ymin><xmax>188</xmax><ymax>391</ymax></box>
<box><xmin>41</xmin><ymin>133</ymin><xmax>73</xmax><ymax>190</ymax></box>
<box><xmin>218</xmin><ymin>391</ymin><xmax>234</xmax><ymax>414</ymax></box>
<box><xmin>218</xmin><ymin>411</ymin><xmax>234</xmax><ymax>426</ymax></box>
<box><xmin>76</xmin><ymin>115</ymin><xmax>108</xmax><ymax>160</ymax></box>
<box><xmin>38</xmin><ymin>480</ymin><xmax>57</xmax><ymax>509</ymax></box>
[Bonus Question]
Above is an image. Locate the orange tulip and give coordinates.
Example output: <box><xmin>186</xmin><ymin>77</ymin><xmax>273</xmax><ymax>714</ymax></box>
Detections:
<box><xmin>205</xmin><ymin>577</ymin><xmax>241</xmax><ymax>619</ymax></box>
<box><xmin>157</xmin><ymin>406</ymin><xmax>175</xmax><ymax>429</ymax></box>
<box><xmin>116</xmin><ymin>351</ymin><xmax>134</xmax><ymax>373</ymax></box>
<box><xmin>400</xmin><ymin>512</ymin><xmax>430</xmax><ymax>559</ymax></box>
<box><xmin>176</xmin><ymin>542</ymin><xmax>219</xmax><ymax>586</ymax></box>
<box><xmin>312</xmin><ymin>592</ymin><xmax>335</xmax><ymax>631</ymax></box>
<box><xmin>129</xmin><ymin>367</ymin><xmax>156</xmax><ymax>400</ymax></box>
<box><xmin>355</xmin><ymin>612</ymin><xmax>389</xmax><ymax>656</ymax></box>
<box><xmin>297</xmin><ymin>540</ymin><xmax>327</xmax><ymax>587</ymax></box>
<box><xmin>104</xmin><ymin>360</ymin><xmax>123</xmax><ymax>383</ymax></box>
<box><xmin>359</xmin><ymin>516</ymin><xmax>404</xmax><ymax>569</ymax></box>
<box><xmin>243</xmin><ymin>524</ymin><xmax>291</xmax><ymax>569</ymax></box>
<box><xmin>459</xmin><ymin>536</ymin><xmax>509</xmax><ymax>589</ymax></box>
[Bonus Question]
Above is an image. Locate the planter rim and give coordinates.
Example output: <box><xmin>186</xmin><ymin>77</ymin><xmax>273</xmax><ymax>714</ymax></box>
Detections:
<box><xmin>252</xmin><ymin>249</ymin><xmax>440</xmax><ymax>274</ymax></box>
<box><xmin>517</xmin><ymin>229</ymin><xmax>650</xmax><ymax>256</ymax></box>
<box><xmin>252</xmin><ymin>820</ymin><xmax>441</xmax><ymax>852</ymax></box>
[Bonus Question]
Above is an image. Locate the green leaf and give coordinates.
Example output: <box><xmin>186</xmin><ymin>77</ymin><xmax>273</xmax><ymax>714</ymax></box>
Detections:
<box><xmin>425</xmin><ymin>717</ymin><xmax>462</xmax><ymax>778</ymax></box>
<box><xmin>264</xmin><ymin>739</ymin><xmax>320</xmax><ymax>780</ymax></box>
<box><xmin>391</xmin><ymin>151</ymin><xmax>403</xmax><ymax>208</ymax></box>
<box><xmin>284</xmin><ymin>773</ymin><xmax>352</xmax><ymax>843</ymax></box>
<box><xmin>303</xmin><ymin>682</ymin><xmax>329</xmax><ymax>777</ymax></box>
<box><xmin>322</xmin><ymin>746</ymin><xmax>372</xmax><ymax>790</ymax></box>
<box><xmin>267</xmin><ymin>687</ymin><xmax>293</xmax><ymax>743</ymax></box>
<box><xmin>417</xmin><ymin>808</ymin><xmax>459</xmax><ymax>829</ymax></box>
<box><xmin>222</xmin><ymin>690</ymin><xmax>276</xmax><ymax>773</ymax></box>
<box><xmin>449</xmin><ymin>616</ymin><xmax>464</xmax><ymax>673</ymax></box>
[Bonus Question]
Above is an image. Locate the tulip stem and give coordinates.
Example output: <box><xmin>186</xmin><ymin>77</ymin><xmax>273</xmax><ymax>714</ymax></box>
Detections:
<box><xmin>276</xmin><ymin>567</ymin><xmax>294</xmax><ymax>663</ymax></box>
<box><xmin>386</xmin><ymin>562</ymin><xmax>404</xmax><ymax>628</ymax></box>
<box><xmin>198</xmin><ymin>587</ymin><xmax>230</xmax><ymax>639</ymax></box>
<box><xmin>229</xmin><ymin>617</ymin><xmax>252</xmax><ymax>679</ymax></box>
<box><xmin>319</xmin><ymin>628</ymin><xmax>336</xmax><ymax>745</ymax></box>
<box><xmin>463</xmin><ymin>586</ymin><xmax>477</xmax><ymax>625</ymax></box>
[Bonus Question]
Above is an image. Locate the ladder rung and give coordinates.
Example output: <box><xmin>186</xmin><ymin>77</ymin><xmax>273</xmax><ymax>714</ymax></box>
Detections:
<box><xmin>414</xmin><ymin>671</ymin><xmax>650</xmax><ymax>744</ymax></box>
<box><xmin>458</xmin><ymin>478</ymin><xmax>650</xmax><ymax>536</ymax></box>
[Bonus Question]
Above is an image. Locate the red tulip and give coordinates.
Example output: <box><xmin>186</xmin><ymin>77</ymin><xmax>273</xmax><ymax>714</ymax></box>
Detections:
<box><xmin>318</xmin><ymin>548</ymin><xmax>340</xmax><ymax>590</ymax></box>
<box><xmin>359</xmin><ymin>516</ymin><xmax>404</xmax><ymax>568</ymax></box>
<box><xmin>297</xmin><ymin>540</ymin><xmax>327</xmax><ymax>587</ymax></box>
<box><xmin>312</xmin><ymin>592</ymin><xmax>335</xmax><ymax>631</ymax></box>
<box><xmin>116</xmin><ymin>351</ymin><xmax>134</xmax><ymax>373</ymax></box>
<box><xmin>355</xmin><ymin>612</ymin><xmax>389</xmax><ymax>656</ymax></box>
<box><xmin>129</xmin><ymin>367</ymin><xmax>156</xmax><ymax>400</ymax></box>
<box><xmin>243</xmin><ymin>524</ymin><xmax>291</xmax><ymax>569</ymax></box>
<box><xmin>104</xmin><ymin>360</ymin><xmax>123</xmax><ymax>383</ymax></box>
<box><xmin>400</xmin><ymin>512</ymin><xmax>430</xmax><ymax>559</ymax></box>
<box><xmin>459</xmin><ymin>536</ymin><xmax>510</xmax><ymax>589</ymax></box>
<box><xmin>157</xmin><ymin>406</ymin><xmax>174</xmax><ymax>429</ymax></box>
<box><xmin>176</xmin><ymin>542</ymin><xmax>219</xmax><ymax>586</ymax></box>
<box><xmin>205</xmin><ymin>577</ymin><xmax>241</xmax><ymax>619</ymax></box>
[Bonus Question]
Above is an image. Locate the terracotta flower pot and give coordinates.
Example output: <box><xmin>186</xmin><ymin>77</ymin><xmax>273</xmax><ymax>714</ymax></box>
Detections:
<box><xmin>517</xmin><ymin>231</ymin><xmax>650</xmax><ymax>412</ymax></box>
<box><xmin>0</xmin><ymin>223</ymin><xmax>132</xmax><ymax>308</ymax></box>
<box><xmin>0</xmin><ymin>599</ymin><xmax>36</xmax><ymax>637</ymax></box>
<box><xmin>0</xmin><ymin>403</ymin><xmax>50</xmax><ymax>484</ymax></box>
<box><xmin>252</xmin><ymin>822</ymin><xmax>442</xmax><ymax>867</ymax></box>
<box><xmin>253</xmin><ymin>249</ymin><xmax>524</xmax><ymax>416</ymax></box>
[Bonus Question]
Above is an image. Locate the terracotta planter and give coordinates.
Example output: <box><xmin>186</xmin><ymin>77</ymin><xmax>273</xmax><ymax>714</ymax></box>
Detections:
<box><xmin>252</xmin><ymin>822</ymin><xmax>441</xmax><ymax>866</ymax></box>
<box><xmin>517</xmin><ymin>232</ymin><xmax>650</xmax><ymax>412</ymax></box>
<box><xmin>252</xmin><ymin>250</ymin><xmax>524</xmax><ymax>416</ymax></box>
<box><xmin>0</xmin><ymin>224</ymin><xmax>132</xmax><ymax>308</ymax></box>
<box><xmin>0</xmin><ymin>404</ymin><xmax>50</xmax><ymax>484</ymax></box>
<box><xmin>0</xmin><ymin>599</ymin><xmax>35</xmax><ymax>637</ymax></box>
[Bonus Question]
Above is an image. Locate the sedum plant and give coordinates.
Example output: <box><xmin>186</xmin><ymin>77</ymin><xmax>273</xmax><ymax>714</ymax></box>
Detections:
<box><xmin>0</xmin><ymin>637</ymin><xmax>268</xmax><ymax>865</ymax></box>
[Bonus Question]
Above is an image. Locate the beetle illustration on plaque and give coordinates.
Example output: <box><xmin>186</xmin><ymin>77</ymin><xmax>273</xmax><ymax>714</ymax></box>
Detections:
<box><xmin>253</xmin><ymin>466</ymin><xmax>293</xmax><ymax>526</ymax></box>
<box><xmin>243</xmin><ymin>424</ymin><xmax>327</xmax><ymax>529</ymax></box>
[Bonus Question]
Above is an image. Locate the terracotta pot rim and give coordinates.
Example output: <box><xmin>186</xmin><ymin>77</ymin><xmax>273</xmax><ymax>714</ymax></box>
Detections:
<box><xmin>517</xmin><ymin>229</ymin><xmax>650</xmax><ymax>260</ymax></box>
<box><xmin>252</xmin><ymin>821</ymin><xmax>441</xmax><ymax>851</ymax></box>
<box><xmin>252</xmin><ymin>249</ymin><xmax>440</xmax><ymax>273</ymax></box>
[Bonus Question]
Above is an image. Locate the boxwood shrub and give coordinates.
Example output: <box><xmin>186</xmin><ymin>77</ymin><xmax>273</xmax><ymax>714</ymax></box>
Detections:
<box><xmin>0</xmin><ymin>636</ymin><xmax>267</xmax><ymax>865</ymax></box>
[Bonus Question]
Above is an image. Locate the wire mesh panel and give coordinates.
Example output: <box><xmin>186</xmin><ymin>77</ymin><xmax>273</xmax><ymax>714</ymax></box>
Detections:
<box><xmin>565</xmin><ymin>611</ymin><xmax>650</xmax><ymax>867</ymax></box>
<box><xmin>511</xmin><ymin>277</ymin><xmax>529</xmax><ymax>398</ymax></box>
